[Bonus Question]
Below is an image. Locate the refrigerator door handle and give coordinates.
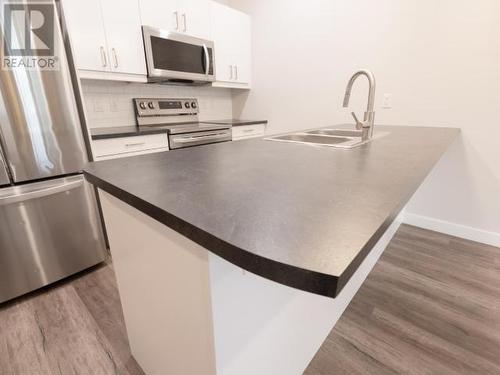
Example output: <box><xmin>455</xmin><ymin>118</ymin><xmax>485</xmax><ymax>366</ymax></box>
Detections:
<box><xmin>0</xmin><ymin>179</ymin><xmax>83</xmax><ymax>206</ymax></box>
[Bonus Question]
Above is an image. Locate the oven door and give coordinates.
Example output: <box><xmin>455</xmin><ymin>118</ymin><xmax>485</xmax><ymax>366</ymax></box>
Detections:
<box><xmin>143</xmin><ymin>26</ymin><xmax>215</xmax><ymax>83</ymax></box>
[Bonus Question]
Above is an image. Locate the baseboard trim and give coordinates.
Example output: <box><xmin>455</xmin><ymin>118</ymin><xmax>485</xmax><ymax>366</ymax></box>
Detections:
<box><xmin>401</xmin><ymin>212</ymin><xmax>500</xmax><ymax>248</ymax></box>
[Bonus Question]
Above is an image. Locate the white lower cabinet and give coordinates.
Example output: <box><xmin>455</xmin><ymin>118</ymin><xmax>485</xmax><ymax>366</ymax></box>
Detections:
<box><xmin>92</xmin><ymin>134</ymin><xmax>169</xmax><ymax>160</ymax></box>
<box><xmin>232</xmin><ymin>124</ymin><xmax>266</xmax><ymax>140</ymax></box>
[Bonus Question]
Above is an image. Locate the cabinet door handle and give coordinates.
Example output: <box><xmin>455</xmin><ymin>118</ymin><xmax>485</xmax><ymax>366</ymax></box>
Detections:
<box><xmin>100</xmin><ymin>46</ymin><xmax>107</xmax><ymax>67</ymax></box>
<box><xmin>182</xmin><ymin>13</ymin><xmax>187</xmax><ymax>32</ymax></box>
<box><xmin>234</xmin><ymin>65</ymin><xmax>238</xmax><ymax>80</ymax></box>
<box><xmin>111</xmin><ymin>48</ymin><xmax>118</xmax><ymax>68</ymax></box>
<box><xmin>174</xmin><ymin>11</ymin><xmax>179</xmax><ymax>30</ymax></box>
<box><xmin>229</xmin><ymin>65</ymin><xmax>233</xmax><ymax>79</ymax></box>
<box><xmin>124</xmin><ymin>142</ymin><xmax>146</xmax><ymax>147</ymax></box>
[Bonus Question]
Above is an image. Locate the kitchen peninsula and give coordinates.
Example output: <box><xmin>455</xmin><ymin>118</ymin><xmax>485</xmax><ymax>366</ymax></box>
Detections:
<box><xmin>84</xmin><ymin>125</ymin><xmax>459</xmax><ymax>375</ymax></box>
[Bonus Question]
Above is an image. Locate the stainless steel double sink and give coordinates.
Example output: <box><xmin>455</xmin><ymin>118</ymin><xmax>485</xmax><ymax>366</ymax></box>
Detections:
<box><xmin>266</xmin><ymin>128</ymin><xmax>382</xmax><ymax>149</ymax></box>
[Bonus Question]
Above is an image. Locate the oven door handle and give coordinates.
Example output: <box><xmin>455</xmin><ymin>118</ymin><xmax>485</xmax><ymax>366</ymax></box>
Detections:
<box><xmin>173</xmin><ymin>133</ymin><xmax>229</xmax><ymax>144</ymax></box>
<box><xmin>203</xmin><ymin>44</ymin><xmax>210</xmax><ymax>76</ymax></box>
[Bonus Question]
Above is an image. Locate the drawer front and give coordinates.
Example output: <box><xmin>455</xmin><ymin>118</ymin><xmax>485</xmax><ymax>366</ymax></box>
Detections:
<box><xmin>232</xmin><ymin>124</ymin><xmax>266</xmax><ymax>140</ymax></box>
<box><xmin>93</xmin><ymin>134</ymin><xmax>169</xmax><ymax>158</ymax></box>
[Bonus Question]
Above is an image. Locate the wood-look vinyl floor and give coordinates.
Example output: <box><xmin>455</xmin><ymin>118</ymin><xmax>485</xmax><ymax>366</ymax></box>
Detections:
<box><xmin>0</xmin><ymin>263</ymin><xmax>144</xmax><ymax>375</ymax></box>
<box><xmin>0</xmin><ymin>224</ymin><xmax>499</xmax><ymax>375</ymax></box>
<box><xmin>305</xmin><ymin>224</ymin><xmax>500</xmax><ymax>375</ymax></box>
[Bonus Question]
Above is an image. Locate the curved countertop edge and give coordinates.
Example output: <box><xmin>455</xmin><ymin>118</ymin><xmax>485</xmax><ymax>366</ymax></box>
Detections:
<box><xmin>85</xmin><ymin>171</ymin><xmax>341</xmax><ymax>298</ymax></box>
<box><xmin>85</xmin><ymin>126</ymin><xmax>460</xmax><ymax>299</ymax></box>
<box><xmin>336</xmin><ymin>166</ymin><xmax>438</xmax><ymax>294</ymax></box>
<box><xmin>84</xmin><ymin>150</ymin><xmax>438</xmax><ymax>299</ymax></box>
<box><xmin>337</xmin><ymin>209</ymin><xmax>402</xmax><ymax>294</ymax></box>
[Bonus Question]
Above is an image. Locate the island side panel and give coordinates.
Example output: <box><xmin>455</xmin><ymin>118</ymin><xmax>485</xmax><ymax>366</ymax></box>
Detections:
<box><xmin>99</xmin><ymin>191</ymin><xmax>216</xmax><ymax>375</ymax></box>
<box><xmin>209</xmin><ymin>216</ymin><xmax>402</xmax><ymax>375</ymax></box>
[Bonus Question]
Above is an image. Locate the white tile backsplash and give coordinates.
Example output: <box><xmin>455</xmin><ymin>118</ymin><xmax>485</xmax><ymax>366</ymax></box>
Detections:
<box><xmin>81</xmin><ymin>80</ymin><xmax>233</xmax><ymax>129</ymax></box>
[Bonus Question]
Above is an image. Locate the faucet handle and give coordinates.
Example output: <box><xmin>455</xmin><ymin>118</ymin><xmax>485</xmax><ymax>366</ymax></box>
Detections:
<box><xmin>351</xmin><ymin>112</ymin><xmax>362</xmax><ymax>130</ymax></box>
<box><xmin>351</xmin><ymin>111</ymin><xmax>372</xmax><ymax>130</ymax></box>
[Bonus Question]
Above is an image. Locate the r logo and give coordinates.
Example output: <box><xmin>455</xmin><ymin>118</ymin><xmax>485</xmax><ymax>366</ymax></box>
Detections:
<box><xmin>3</xmin><ymin>3</ymin><xmax>54</xmax><ymax>56</ymax></box>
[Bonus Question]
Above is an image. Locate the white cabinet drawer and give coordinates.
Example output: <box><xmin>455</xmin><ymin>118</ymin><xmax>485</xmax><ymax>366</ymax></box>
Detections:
<box><xmin>232</xmin><ymin>124</ymin><xmax>266</xmax><ymax>140</ymax></box>
<box><xmin>93</xmin><ymin>134</ymin><xmax>169</xmax><ymax>158</ymax></box>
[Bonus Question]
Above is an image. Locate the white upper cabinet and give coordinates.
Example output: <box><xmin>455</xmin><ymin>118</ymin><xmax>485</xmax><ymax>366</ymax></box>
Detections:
<box><xmin>210</xmin><ymin>1</ymin><xmax>251</xmax><ymax>88</ymax></box>
<box><xmin>62</xmin><ymin>0</ymin><xmax>147</xmax><ymax>81</ymax></box>
<box><xmin>179</xmin><ymin>0</ymin><xmax>211</xmax><ymax>40</ymax></box>
<box><xmin>140</xmin><ymin>0</ymin><xmax>211</xmax><ymax>40</ymax></box>
<box><xmin>139</xmin><ymin>0</ymin><xmax>178</xmax><ymax>33</ymax></box>
<box><xmin>61</xmin><ymin>0</ymin><xmax>108</xmax><ymax>72</ymax></box>
<box><xmin>62</xmin><ymin>0</ymin><xmax>251</xmax><ymax>86</ymax></box>
<box><xmin>233</xmin><ymin>8</ymin><xmax>251</xmax><ymax>85</ymax></box>
<box><xmin>100</xmin><ymin>0</ymin><xmax>147</xmax><ymax>76</ymax></box>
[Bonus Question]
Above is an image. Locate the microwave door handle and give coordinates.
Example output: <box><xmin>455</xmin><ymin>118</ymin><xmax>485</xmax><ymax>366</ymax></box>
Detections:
<box><xmin>203</xmin><ymin>44</ymin><xmax>210</xmax><ymax>75</ymax></box>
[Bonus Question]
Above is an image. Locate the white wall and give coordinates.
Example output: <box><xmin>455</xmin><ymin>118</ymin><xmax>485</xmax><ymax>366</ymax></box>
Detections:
<box><xmin>81</xmin><ymin>80</ymin><xmax>233</xmax><ymax>129</ymax></box>
<box><xmin>230</xmin><ymin>0</ymin><xmax>500</xmax><ymax>240</ymax></box>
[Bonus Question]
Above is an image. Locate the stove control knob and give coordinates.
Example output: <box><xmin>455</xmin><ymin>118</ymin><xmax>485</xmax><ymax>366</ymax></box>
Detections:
<box><xmin>184</xmin><ymin>102</ymin><xmax>190</xmax><ymax>109</ymax></box>
<box><xmin>191</xmin><ymin>101</ymin><xmax>197</xmax><ymax>109</ymax></box>
<box><xmin>139</xmin><ymin>102</ymin><xmax>147</xmax><ymax>110</ymax></box>
<box><xmin>148</xmin><ymin>102</ymin><xmax>155</xmax><ymax>109</ymax></box>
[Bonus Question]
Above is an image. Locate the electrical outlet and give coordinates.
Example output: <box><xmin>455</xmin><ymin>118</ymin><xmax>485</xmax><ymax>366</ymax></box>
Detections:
<box><xmin>382</xmin><ymin>93</ymin><xmax>392</xmax><ymax>109</ymax></box>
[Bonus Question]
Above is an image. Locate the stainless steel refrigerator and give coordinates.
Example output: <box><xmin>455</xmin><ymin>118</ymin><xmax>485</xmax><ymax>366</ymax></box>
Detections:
<box><xmin>0</xmin><ymin>0</ymin><xmax>106</xmax><ymax>303</ymax></box>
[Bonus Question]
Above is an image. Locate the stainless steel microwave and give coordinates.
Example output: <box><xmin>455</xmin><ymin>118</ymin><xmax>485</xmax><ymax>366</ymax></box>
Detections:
<box><xmin>142</xmin><ymin>26</ymin><xmax>215</xmax><ymax>84</ymax></box>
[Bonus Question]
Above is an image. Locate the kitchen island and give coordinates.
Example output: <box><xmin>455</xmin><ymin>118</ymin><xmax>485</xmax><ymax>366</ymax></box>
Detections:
<box><xmin>84</xmin><ymin>125</ymin><xmax>459</xmax><ymax>375</ymax></box>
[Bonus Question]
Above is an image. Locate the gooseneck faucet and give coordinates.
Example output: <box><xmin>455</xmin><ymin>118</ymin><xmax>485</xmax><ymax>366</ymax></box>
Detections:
<box><xmin>343</xmin><ymin>69</ymin><xmax>376</xmax><ymax>141</ymax></box>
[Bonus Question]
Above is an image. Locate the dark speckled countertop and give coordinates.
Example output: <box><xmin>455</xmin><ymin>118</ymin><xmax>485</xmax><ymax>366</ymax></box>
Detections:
<box><xmin>90</xmin><ymin>119</ymin><xmax>268</xmax><ymax>140</ymax></box>
<box><xmin>84</xmin><ymin>125</ymin><xmax>459</xmax><ymax>298</ymax></box>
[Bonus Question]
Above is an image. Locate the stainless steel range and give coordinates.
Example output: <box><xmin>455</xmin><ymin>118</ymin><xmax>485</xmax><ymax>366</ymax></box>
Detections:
<box><xmin>134</xmin><ymin>98</ymin><xmax>232</xmax><ymax>149</ymax></box>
